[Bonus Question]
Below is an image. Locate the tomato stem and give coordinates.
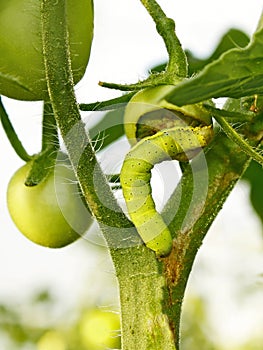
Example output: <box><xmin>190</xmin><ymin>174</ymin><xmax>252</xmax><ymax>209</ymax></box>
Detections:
<box><xmin>41</xmin><ymin>102</ymin><xmax>59</xmax><ymax>153</ymax></box>
<box><xmin>203</xmin><ymin>103</ymin><xmax>254</xmax><ymax>122</ymax></box>
<box><xmin>79</xmin><ymin>92</ymin><xmax>135</xmax><ymax>111</ymax></box>
<box><xmin>24</xmin><ymin>102</ymin><xmax>60</xmax><ymax>187</ymax></box>
<box><xmin>40</xmin><ymin>0</ymin><xmax>132</xmax><ymax>234</ymax></box>
<box><xmin>204</xmin><ymin>104</ymin><xmax>263</xmax><ymax>166</ymax></box>
<box><xmin>140</xmin><ymin>0</ymin><xmax>188</xmax><ymax>77</ymax></box>
<box><xmin>98</xmin><ymin>72</ymin><xmax>180</xmax><ymax>92</ymax></box>
<box><xmin>0</xmin><ymin>96</ymin><xmax>32</xmax><ymax>161</ymax></box>
<box><xmin>213</xmin><ymin>112</ymin><xmax>263</xmax><ymax>166</ymax></box>
<box><xmin>24</xmin><ymin>150</ymin><xmax>54</xmax><ymax>186</ymax></box>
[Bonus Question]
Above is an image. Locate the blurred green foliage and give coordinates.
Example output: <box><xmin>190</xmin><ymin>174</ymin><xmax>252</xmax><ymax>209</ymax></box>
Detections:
<box><xmin>0</xmin><ymin>289</ymin><xmax>121</xmax><ymax>350</ymax></box>
<box><xmin>181</xmin><ymin>297</ymin><xmax>217</xmax><ymax>350</ymax></box>
<box><xmin>1</xmin><ymin>290</ymin><xmax>262</xmax><ymax>349</ymax></box>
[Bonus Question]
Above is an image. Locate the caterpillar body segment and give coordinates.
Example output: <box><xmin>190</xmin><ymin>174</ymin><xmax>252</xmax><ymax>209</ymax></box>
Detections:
<box><xmin>120</xmin><ymin>125</ymin><xmax>213</xmax><ymax>257</ymax></box>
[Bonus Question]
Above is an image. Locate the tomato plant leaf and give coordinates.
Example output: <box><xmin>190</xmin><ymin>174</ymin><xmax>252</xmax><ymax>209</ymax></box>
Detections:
<box><xmin>164</xmin><ymin>13</ymin><xmax>263</xmax><ymax>105</ymax></box>
<box><xmin>186</xmin><ymin>28</ymin><xmax>250</xmax><ymax>75</ymax></box>
<box><xmin>0</xmin><ymin>72</ymin><xmax>32</xmax><ymax>94</ymax></box>
<box><xmin>242</xmin><ymin>159</ymin><xmax>263</xmax><ymax>227</ymax></box>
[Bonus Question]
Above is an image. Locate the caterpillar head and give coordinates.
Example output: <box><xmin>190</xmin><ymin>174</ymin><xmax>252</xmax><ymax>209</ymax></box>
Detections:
<box><xmin>124</xmin><ymin>85</ymin><xmax>213</xmax><ymax>146</ymax></box>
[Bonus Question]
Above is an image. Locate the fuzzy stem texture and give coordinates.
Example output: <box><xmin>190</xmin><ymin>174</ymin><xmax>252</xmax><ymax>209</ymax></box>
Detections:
<box><xmin>140</xmin><ymin>0</ymin><xmax>188</xmax><ymax>77</ymax></box>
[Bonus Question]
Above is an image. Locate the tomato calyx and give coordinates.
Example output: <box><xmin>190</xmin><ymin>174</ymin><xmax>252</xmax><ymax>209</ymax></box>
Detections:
<box><xmin>24</xmin><ymin>150</ymin><xmax>56</xmax><ymax>187</ymax></box>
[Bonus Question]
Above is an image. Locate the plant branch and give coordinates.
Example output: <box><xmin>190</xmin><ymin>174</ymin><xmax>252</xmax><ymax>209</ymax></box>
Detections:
<box><xmin>98</xmin><ymin>72</ymin><xmax>177</xmax><ymax>92</ymax></box>
<box><xmin>40</xmin><ymin>0</ymin><xmax>133</xmax><ymax>245</ymax></box>
<box><xmin>203</xmin><ymin>103</ymin><xmax>254</xmax><ymax>122</ymax></box>
<box><xmin>214</xmin><ymin>114</ymin><xmax>263</xmax><ymax>165</ymax></box>
<box><xmin>0</xmin><ymin>96</ymin><xmax>32</xmax><ymax>161</ymax></box>
<box><xmin>79</xmin><ymin>92</ymin><xmax>135</xmax><ymax>111</ymax></box>
<box><xmin>24</xmin><ymin>102</ymin><xmax>60</xmax><ymax>186</ymax></box>
<box><xmin>41</xmin><ymin>101</ymin><xmax>59</xmax><ymax>152</ymax></box>
<box><xmin>140</xmin><ymin>0</ymin><xmax>188</xmax><ymax>77</ymax></box>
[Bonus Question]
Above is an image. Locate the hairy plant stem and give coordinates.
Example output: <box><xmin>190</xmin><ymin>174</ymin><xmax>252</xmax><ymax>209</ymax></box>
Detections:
<box><xmin>41</xmin><ymin>101</ymin><xmax>59</xmax><ymax>152</ymax></box>
<box><xmin>24</xmin><ymin>102</ymin><xmax>60</xmax><ymax>186</ymax></box>
<box><xmin>79</xmin><ymin>92</ymin><xmax>135</xmax><ymax>111</ymax></box>
<box><xmin>204</xmin><ymin>104</ymin><xmax>263</xmax><ymax>165</ymax></box>
<box><xmin>40</xmin><ymin>0</ymin><xmax>130</xmax><ymax>234</ymax></box>
<box><xmin>40</xmin><ymin>2</ymin><xmax>177</xmax><ymax>349</ymax></box>
<box><xmin>140</xmin><ymin>0</ymin><xmax>188</xmax><ymax>77</ymax></box>
<box><xmin>0</xmin><ymin>97</ymin><xmax>32</xmax><ymax>161</ymax></box>
<box><xmin>214</xmin><ymin>114</ymin><xmax>263</xmax><ymax>165</ymax></box>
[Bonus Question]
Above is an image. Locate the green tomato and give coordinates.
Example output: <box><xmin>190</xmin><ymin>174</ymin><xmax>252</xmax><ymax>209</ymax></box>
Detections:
<box><xmin>0</xmin><ymin>0</ymin><xmax>93</xmax><ymax>101</ymax></box>
<box><xmin>7</xmin><ymin>158</ymin><xmax>93</xmax><ymax>248</ymax></box>
<box><xmin>124</xmin><ymin>85</ymin><xmax>212</xmax><ymax>146</ymax></box>
<box><xmin>79</xmin><ymin>309</ymin><xmax>121</xmax><ymax>350</ymax></box>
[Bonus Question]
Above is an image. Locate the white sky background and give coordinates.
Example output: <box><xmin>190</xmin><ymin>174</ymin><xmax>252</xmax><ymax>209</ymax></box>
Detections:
<box><xmin>0</xmin><ymin>0</ymin><xmax>263</xmax><ymax>347</ymax></box>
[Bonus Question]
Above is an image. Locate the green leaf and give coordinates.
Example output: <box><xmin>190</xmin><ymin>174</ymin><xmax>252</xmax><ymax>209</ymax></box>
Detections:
<box><xmin>242</xmin><ymin>159</ymin><xmax>263</xmax><ymax>227</ymax></box>
<box><xmin>165</xmin><ymin>13</ymin><xmax>263</xmax><ymax>106</ymax></box>
<box><xmin>186</xmin><ymin>28</ymin><xmax>250</xmax><ymax>75</ymax></box>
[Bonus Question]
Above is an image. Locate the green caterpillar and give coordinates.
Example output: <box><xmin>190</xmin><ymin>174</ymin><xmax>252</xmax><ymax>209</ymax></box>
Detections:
<box><xmin>120</xmin><ymin>86</ymin><xmax>213</xmax><ymax>257</ymax></box>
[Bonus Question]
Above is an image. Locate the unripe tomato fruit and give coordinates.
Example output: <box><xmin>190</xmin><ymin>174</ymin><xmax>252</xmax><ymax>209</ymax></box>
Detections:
<box><xmin>7</xmin><ymin>157</ymin><xmax>93</xmax><ymax>248</ymax></box>
<box><xmin>0</xmin><ymin>0</ymin><xmax>93</xmax><ymax>101</ymax></box>
<box><xmin>79</xmin><ymin>309</ymin><xmax>121</xmax><ymax>350</ymax></box>
<box><xmin>124</xmin><ymin>85</ymin><xmax>212</xmax><ymax>146</ymax></box>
